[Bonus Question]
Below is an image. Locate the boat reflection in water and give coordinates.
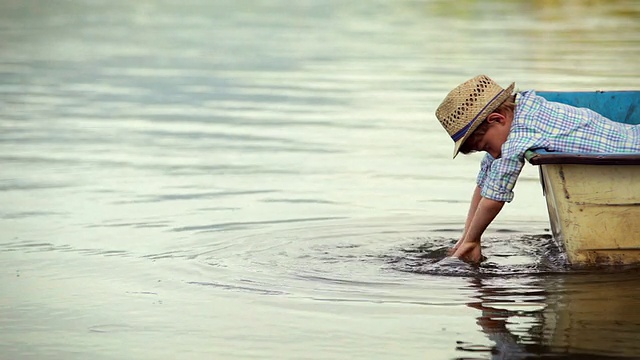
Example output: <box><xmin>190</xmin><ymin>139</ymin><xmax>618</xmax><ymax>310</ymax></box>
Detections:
<box><xmin>458</xmin><ymin>272</ymin><xmax>640</xmax><ymax>359</ymax></box>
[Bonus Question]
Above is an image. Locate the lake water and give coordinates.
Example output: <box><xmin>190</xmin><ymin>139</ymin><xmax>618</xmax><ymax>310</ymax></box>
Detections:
<box><xmin>2</xmin><ymin>1</ymin><xmax>640</xmax><ymax>359</ymax></box>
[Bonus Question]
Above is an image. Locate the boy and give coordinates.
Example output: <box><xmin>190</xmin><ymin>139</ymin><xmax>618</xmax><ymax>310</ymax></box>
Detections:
<box><xmin>435</xmin><ymin>75</ymin><xmax>640</xmax><ymax>264</ymax></box>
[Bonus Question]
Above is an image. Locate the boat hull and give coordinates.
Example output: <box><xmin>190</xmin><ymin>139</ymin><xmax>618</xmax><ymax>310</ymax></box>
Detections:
<box><xmin>539</xmin><ymin>163</ymin><xmax>640</xmax><ymax>266</ymax></box>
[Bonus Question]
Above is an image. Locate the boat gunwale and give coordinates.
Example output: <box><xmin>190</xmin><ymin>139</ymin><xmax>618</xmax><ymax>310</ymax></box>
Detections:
<box><xmin>525</xmin><ymin>149</ymin><xmax>640</xmax><ymax>165</ymax></box>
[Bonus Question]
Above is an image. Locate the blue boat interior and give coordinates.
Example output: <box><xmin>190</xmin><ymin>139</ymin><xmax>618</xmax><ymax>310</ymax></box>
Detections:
<box><xmin>537</xmin><ymin>91</ymin><xmax>640</xmax><ymax>125</ymax></box>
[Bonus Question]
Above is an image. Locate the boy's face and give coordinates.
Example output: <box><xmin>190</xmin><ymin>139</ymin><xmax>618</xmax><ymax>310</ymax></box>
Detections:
<box><xmin>471</xmin><ymin>113</ymin><xmax>512</xmax><ymax>159</ymax></box>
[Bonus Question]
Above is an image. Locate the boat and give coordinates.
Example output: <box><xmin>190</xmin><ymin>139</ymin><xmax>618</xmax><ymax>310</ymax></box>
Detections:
<box><xmin>524</xmin><ymin>90</ymin><xmax>640</xmax><ymax>266</ymax></box>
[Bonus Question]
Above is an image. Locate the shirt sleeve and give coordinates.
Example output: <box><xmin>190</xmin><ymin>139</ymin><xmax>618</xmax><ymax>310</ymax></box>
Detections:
<box><xmin>480</xmin><ymin>126</ymin><xmax>548</xmax><ymax>203</ymax></box>
<box><xmin>476</xmin><ymin>153</ymin><xmax>494</xmax><ymax>188</ymax></box>
<box><xmin>480</xmin><ymin>156</ymin><xmax>524</xmax><ymax>202</ymax></box>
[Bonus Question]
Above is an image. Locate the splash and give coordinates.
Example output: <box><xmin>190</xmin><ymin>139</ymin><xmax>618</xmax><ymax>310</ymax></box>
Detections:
<box><xmin>386</xmin><ymin>233</ymin><xmax>571</xmax><ymax>276</ymax></box>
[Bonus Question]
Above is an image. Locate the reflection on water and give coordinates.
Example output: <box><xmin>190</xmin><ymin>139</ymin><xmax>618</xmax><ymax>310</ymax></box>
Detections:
<box><xmin>459</xmin><ymin>272</ymin><xmax>640</xmax><ymax>359</ymax></box>
<box><xmin>1</xmin><ymin>0</ymin><xmax>640</xmax><ymax>359</ymax></box>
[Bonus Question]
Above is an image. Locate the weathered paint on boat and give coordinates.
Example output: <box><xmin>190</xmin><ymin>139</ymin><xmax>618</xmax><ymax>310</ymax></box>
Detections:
<box><xmin>531</xmin><ymin>160</ymin><xmax>640</xmax><ymax>265</ymax></box>
<box><xmin>525</xmin><ymin>91</ymin><xmax>640</xmax><ymax>266</ymax></box>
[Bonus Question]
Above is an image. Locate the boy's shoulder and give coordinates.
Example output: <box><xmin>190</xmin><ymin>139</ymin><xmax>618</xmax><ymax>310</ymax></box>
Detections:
<box><xmin>514</xmin><ymin>89</ymin><xmax>584</xmax><ymax>124</ymax></box>
<box><xmin>515</xmin><ymin>90</ymin><xmax>541</xmax><ymax>112</ymax></box>
<box><xmin>513</xmin><ymin>90</ymin><xmax>545</xmax><ymax>126</ymax></box>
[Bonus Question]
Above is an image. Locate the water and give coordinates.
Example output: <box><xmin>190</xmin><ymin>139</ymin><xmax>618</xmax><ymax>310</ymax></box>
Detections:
<box><xmin>2</xmin><ymin>0</ymin><xmax>640</xmax><ymax>359</ymax></box>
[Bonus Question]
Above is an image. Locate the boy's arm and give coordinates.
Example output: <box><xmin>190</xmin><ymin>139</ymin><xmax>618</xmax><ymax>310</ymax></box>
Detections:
<box><xmin>450</xmin><ymin>154</ymin><xmax>495</xmax><ymax>254</ymax></box>
<box><xmin>452</xmin><ymin>197</ymin><xmax>505</xmax><ymax>263</ymax></box>
<box><xmin>449</xmin><ymin>185</ymin><xmax>483</xmax><ymax>254</ymax></box>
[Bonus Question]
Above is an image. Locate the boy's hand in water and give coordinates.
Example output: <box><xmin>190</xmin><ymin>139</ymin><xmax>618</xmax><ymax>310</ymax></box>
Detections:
<box><xmin>451</xmin><ymin>197</ymin><xmax>503</xmax><ymax>264</ymax></box>
<box><xmin>452</xmin><ymin>241</ymin><xmax>482</xmax><ymax>264</ymax></box>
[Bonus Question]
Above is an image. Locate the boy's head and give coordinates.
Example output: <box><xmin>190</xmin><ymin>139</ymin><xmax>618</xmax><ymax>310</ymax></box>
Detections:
<box><xmin>435</xmin><ymin>75</ymin><xmax>515</xmax><ymax>158</ymax></box>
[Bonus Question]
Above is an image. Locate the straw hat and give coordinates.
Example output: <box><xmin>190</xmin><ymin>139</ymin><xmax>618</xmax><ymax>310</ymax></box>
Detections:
<box><xmin>435</xmin><ymin>75</ymin><xmax>515</xmax><ymax>158</ymax></box>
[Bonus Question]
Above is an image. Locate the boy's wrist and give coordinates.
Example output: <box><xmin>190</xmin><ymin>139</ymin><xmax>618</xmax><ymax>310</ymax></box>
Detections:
<box><xmin>463</xmin><ymin>236</ymin><xmax>481</xmax><ymax>244</ymax></box>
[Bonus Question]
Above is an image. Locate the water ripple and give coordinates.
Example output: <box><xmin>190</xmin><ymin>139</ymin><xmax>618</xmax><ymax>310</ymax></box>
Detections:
<box><xmin>172</xmin><ymin>216</ymin><xmax>346</xmax><ymax>233</ymax></box>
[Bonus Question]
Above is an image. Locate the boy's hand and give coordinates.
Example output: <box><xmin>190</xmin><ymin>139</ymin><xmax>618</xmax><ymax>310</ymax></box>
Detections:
<box><xmin>452</xmin><ymin>241</ymin><xmax>482</xmax><ymax>264</ymax></box>
<box><xmin>451</xmin><ymin>197</ymin><xmax>503</xmax><ymax>264</ymax></box>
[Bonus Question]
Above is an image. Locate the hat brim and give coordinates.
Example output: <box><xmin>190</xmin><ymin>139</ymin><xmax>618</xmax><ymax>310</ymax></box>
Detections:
<box><xmin>452</xmin><ymin>82</ymin><xmax>515</xmax><ymax>158</ymax></box>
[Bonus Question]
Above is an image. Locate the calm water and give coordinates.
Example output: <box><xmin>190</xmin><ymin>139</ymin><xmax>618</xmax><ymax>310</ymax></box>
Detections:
<box><xmin>2</xmin><ymin>1</ymin><xmax>640</xmax><ymax>359</ymax></box>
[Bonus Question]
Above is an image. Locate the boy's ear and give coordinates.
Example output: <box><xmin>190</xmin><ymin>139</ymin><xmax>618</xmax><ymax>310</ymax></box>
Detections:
<box><xmin>486</xmin><ymin>113</ymin><xmax>505</xmax><ymax>124</ymax></box>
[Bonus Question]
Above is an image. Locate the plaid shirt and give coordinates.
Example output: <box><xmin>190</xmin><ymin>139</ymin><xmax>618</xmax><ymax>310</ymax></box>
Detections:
<box><xmin>477</xmin><ymin>90</ymin><xmax>640</xmax><ymax>202</ymax></box>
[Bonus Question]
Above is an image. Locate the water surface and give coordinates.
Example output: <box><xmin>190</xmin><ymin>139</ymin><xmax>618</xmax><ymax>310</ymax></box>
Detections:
<box><xmin>2</xmin><ymin>1</ymin><xmax>640</xmax><ymax>359</ymax></box>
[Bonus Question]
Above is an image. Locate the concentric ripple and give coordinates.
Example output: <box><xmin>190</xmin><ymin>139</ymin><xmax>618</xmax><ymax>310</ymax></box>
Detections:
<box><xmin>179</xmin><ymin>217</ymin><xmax>561</xmax><ymax>301</ymax></box>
